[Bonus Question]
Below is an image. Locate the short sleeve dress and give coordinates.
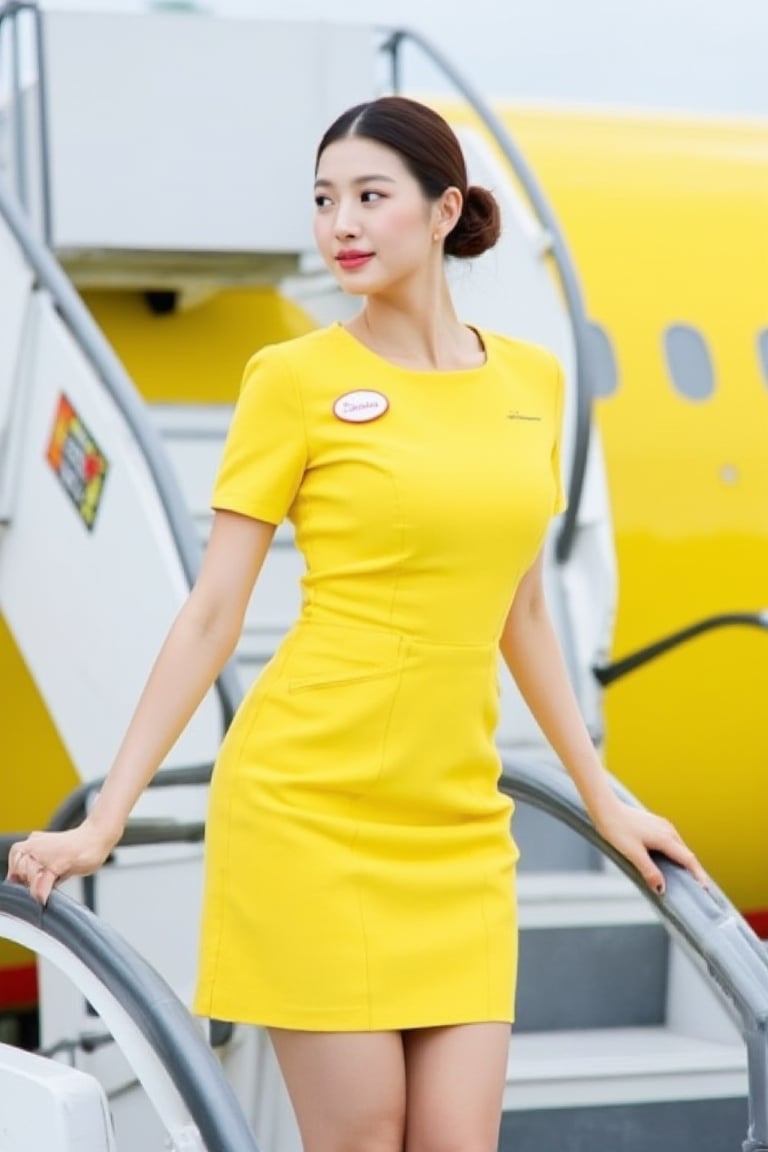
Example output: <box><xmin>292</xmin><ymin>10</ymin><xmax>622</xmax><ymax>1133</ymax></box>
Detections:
<box><xmin>193</xmin><ymin>323</ymin><xmax>566</xmax><ymax>1031</ymax></box>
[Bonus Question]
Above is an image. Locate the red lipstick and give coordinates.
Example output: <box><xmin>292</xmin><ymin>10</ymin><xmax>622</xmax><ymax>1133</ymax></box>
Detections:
<box><xmin>336</xmin><ymin>250</ymin><xmax>374</xmax><ymax>271</ymax></box>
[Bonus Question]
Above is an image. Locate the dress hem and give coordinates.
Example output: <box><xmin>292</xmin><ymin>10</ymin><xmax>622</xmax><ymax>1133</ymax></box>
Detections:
<box><xmin>192</xmin><ymin>1000</ymin><xmax>515</xmax><ymax>1033</ymax></box>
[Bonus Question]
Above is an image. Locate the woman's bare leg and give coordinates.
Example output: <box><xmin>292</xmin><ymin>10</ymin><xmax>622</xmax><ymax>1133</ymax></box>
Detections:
<box><xmin>269</xmin><ymin>1028</ymin><xmax>406</xmax><ymax>1152</ymax></box>
<box><xmin>402</xmin><ymin>1023</ymin><xmax>511</xmax><ymax>1152</ymax></box>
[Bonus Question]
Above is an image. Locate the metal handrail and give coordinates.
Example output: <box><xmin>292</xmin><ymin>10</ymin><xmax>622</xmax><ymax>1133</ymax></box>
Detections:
<box><xmin>593</xmin><ymin>610</ymin><xmax>768</xmax><ymax>687</ymax></box>
<box><xmin>0</xmin><ymin>821</ymin><xmax>205</xmax><ymax>874</ymax></box>
<box><xmin>0</xmin><ymin>1</ymin><xmax>51</xmax><ymax>239</ymax></box>
<box><xmin>0</xmin><ymin>146</ymin><xmax>241</xmax><ymax>734</ymax></box>
<box><xmin>380</xmin><ymin>26</ymin><xmax>593</xmax><ymax>565</ymax></box>
<box><xmin>44</xmin><ymin>763</ymin><xmax>215</xmax><ymax>836</ymax></box>
<box><xmin>0</xmin><ymin>881</ymin><xmax>260</xmax><ymax>1152</ymax></box>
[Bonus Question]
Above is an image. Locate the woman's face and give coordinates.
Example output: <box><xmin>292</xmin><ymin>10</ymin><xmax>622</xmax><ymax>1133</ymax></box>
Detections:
<box><xmin>313</xmin><ymin>136</ymin><xmax>441</xmax><ymax>297</ymax></box>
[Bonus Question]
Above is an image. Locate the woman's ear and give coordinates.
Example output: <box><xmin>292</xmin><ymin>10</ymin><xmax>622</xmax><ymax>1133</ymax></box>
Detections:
<box><xmin>435</xmin><ymin>186</ymin><xmax>463</xmax><ymax>240</ymax></box>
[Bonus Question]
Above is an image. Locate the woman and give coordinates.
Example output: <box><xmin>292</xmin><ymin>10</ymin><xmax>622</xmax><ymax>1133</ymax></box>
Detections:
<box><xmin>9</xmin><ymin>97</ymin><xmax>706</xmax><ymax>1152</ymax></box>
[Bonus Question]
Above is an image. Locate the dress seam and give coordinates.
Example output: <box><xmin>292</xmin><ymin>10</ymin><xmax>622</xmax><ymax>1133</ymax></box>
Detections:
<box><xmin>360</xmin><ymin>654</ymin><xmax>406</xmax><ymax>1027</ymax></box>
<box><xmin>350</xmin><ymin>822</ymin><xmax>373</xmax><ymax>1030</ymax></box>
<box><xmin>373</xmin><ymin>652</ymin><xmax>405</xmax><ymax>790</ymax></box>
<box><xmin>290</xmin><ymin>618</ymin><xmax>495</xmax><ymax>651</ymax></box>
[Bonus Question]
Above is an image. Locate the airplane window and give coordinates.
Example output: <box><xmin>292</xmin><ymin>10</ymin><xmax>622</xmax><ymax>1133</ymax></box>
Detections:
<box><xmin>663</xmin><ymin>324</ymin><xmax>715</xmax><ymax>400</ymax></box>
<box><xmin>588</xmin><ymin>322</ymin><xmax>618</xmax><ymax>397</ymax></box>
<box><xmin>758</xmin><ymin>329</ymin><xmax>768</xmax><ymax>387</ymax></box>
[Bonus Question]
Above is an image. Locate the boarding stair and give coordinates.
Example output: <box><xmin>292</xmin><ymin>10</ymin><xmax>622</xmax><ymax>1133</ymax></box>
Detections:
<box><xmin>0</xmin><ymin>5</ymin><xmax>766</xmax><ymax>1150</ymax></box>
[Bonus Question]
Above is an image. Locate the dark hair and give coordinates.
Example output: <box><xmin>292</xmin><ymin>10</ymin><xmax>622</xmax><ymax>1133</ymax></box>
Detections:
<box><xmin>316</xmin><ymin>96</ymin><xmax>501</xmax><ymax>260</ymax></box>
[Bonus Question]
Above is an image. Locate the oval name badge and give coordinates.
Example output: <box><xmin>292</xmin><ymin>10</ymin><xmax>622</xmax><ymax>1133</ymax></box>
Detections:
<box><xmin>333</xmin><ymin>390</ymin><xmax>389</xmax><ymax>424</ymax></box>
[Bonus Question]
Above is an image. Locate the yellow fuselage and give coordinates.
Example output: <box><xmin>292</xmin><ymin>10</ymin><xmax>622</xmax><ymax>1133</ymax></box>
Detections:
<box><xmin>493</xmin><ymin>106</ymin><xmax>768</xmax><ymax>918</ymax></box>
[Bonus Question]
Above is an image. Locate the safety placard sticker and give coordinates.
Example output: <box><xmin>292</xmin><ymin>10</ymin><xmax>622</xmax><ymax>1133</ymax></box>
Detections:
<box><xmin>46</xmin><ymin>393</ymin><xmax>109</xmax><ymax>530</ymax></box>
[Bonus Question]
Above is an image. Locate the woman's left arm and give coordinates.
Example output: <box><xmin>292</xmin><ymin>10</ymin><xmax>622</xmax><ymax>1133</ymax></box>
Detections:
<box><xmin>499</xmin><ymin>549</ymin><xmax>708</xmax><ymax>895</ymax></box>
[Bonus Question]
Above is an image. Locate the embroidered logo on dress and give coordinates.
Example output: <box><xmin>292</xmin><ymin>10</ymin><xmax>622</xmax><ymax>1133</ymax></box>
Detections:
<box><xmin>333</xmin><ymin>390</ymin><xmax>389</xmax><ymax>423</ymax></box>
<box><xmin>507</xmin><ymin>411</ymin><xmax>542</xmax><ymax>421</ymax></box>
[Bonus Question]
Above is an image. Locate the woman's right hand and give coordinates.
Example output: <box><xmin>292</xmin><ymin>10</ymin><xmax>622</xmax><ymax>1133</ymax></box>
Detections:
<box><xmin>6</xmin><ymin>816</ymin><xmax>121</xmax><ymax>906</ymax></box>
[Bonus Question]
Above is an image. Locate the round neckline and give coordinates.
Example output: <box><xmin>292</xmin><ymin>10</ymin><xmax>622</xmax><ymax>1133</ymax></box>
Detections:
<box><xmin>331</xmin><ymin>321</ymin><xmax>492</xmax><ymax>378</ymax></box>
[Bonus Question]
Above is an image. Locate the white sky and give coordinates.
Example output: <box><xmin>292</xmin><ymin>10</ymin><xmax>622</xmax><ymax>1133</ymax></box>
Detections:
<box><xmin>30</xmin><ymin>1</ymin><xmax>768</xmax><ymax>117</ymax></box>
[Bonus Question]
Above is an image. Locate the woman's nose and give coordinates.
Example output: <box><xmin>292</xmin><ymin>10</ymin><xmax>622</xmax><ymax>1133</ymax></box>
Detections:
<box><xmin>333</xmin><ymin>203</ymin><xmax>361</xmax><ymax>239</ymax></box>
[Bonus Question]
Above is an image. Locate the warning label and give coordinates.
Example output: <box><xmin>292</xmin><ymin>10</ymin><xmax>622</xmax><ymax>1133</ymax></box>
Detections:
<box><xmin>46</xmin><ymin>394</ymin><xmax>109</xmax><ymax>530</ymax></box>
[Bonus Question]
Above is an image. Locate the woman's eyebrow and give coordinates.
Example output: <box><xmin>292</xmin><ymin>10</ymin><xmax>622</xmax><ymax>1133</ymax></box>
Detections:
<box><xmin>313</xmin><ymin>174</ymin><xmax>398</xmax><ymax>190</ymax></box>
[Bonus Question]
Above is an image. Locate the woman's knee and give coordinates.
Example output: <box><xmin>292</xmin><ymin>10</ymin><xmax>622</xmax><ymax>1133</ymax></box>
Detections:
<box><xmin>332</xmin><ymin>1107</ymin><xmax>405</xmax><ymax>1152</ymax></box>
<box><xmin>293</xmin><ymin>1099</ymin><xmax>404</xmax><ymax>1152</ymax></box>
<box><xmin>406</xmin><ymin>1130</ymin><xmax>499</xmax><ymax>1152</ymax></box>
<box><xmin>405</xmin><ymin>1108</ymin><xmax>502</xmax><ymax>1152</ymax></box>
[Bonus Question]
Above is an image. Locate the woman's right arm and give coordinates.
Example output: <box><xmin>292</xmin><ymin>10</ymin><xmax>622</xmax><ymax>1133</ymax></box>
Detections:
<box><xmin>7</xmin><ymin>510</ymin><xmax>276</xmax><ymax>904</ymax></box>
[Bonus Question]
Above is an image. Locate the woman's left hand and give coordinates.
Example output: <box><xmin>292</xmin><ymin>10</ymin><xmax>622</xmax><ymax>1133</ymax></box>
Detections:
<box><xmin>592</xmin><ymin>800</ymin><xmax>708</xmax><ymax>895</ymax></box>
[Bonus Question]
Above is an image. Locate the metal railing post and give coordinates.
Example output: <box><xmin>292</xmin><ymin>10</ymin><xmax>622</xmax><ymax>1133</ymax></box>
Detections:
<box><xmin>7</xmin><ymin>5</ymin><xmax>28</xmax><ymax>210</ymax></box>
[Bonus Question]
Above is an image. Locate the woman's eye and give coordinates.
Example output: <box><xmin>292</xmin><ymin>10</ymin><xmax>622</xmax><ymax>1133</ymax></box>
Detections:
<box><xmin>314</xmin><ymin>195</ymin><xmax>332</xmax><ymax>208</ymax></box>
<box><xmin>361</xmin><ymin>190</ymin><xmax>383</xmax><ymax>203</ymax></box>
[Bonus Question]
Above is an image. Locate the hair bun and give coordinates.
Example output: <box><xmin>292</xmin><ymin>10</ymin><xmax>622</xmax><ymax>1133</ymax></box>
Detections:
<box><xmin>445</xmin><ymin>185</ymin><xmax>501</xmax><ymax>259</ymax></box>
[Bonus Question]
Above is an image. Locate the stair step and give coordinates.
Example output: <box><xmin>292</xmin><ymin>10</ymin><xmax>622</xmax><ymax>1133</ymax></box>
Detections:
<box><xmin>150</xmin><ymin>403</ymin><xmax>229</xmax><ymax>517</ymax></box>
<box><xmin>504</xmin><ymin>1027</ymin><xmax>746</xmax><ymax>1110</ymax></box>
<box><xmin>501</xmin><ymin>1095</ymin><xmax>748</xmax><ymax>1152</ymax></box>
<box><xmin>516</xmin><ymin>872</ymin><xmax>667</xmax><ymax>1031</ymax></box>
<box><xmin>517</xmin><ymin>869</ymin><xmax>654</xmax><ymax>928</ymax></box>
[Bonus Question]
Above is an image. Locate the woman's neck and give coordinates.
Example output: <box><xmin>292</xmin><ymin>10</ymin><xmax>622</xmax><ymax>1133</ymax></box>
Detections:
<box><xmin>350</xmin><ymin>285</ymin><xmax>485</xmax><ymax>372</ymax></box>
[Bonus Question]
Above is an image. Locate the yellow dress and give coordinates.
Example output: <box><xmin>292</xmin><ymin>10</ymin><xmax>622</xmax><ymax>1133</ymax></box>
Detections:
<box><xmin>193</xmin><ymin>323</ymin><xmax>566</xmax><ymax>1031</ymax></box>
